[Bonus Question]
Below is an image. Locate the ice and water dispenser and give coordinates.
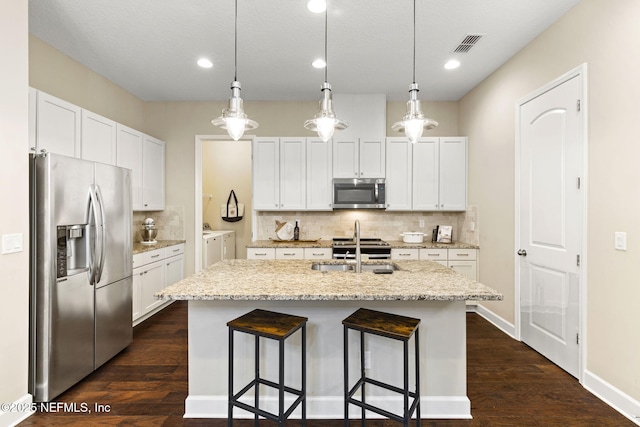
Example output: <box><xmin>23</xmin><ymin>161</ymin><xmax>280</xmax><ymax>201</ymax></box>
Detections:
<box><xmin>56</xmin><ymin>224</ymin><xmax>89</xmax><ymax>279</ymax></box>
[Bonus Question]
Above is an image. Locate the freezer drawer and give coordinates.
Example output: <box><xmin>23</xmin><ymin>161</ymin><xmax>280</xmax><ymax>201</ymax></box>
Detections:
<box><xmin>95</xmin><ymin>276</ymin><xmax>133</xmax><ymax>368</ymax></box>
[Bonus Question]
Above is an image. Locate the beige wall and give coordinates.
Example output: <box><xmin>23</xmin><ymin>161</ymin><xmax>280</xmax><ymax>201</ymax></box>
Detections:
<box><xmin>459</xmin><ymin>0</ymin><xmax>640</xmax><ymax>402</ymax></box>
<box><xmin>0</xmin><ymin>0</ymin><xmax>29</xmax><ymax>416</ymax></box>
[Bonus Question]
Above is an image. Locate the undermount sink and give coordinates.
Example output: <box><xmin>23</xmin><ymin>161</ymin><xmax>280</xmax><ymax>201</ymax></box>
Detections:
<box><xmin>311</xmin><ymin>262</ymin><xmax>400</xmax><ymax>272</ymax></box>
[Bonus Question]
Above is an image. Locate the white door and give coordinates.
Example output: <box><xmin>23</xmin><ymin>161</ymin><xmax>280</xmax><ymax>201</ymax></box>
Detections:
<box><xmin>518</xmin><ymin>71</ymin><xmax>584</xmax><ymax>378</ymax></box>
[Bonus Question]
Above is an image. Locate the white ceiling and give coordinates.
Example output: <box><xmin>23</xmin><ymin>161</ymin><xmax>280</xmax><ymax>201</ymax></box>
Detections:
<box><xmin>28</xmin><ymin>0</ymin><xmax>580</xmax><ymax>102</ymax></box>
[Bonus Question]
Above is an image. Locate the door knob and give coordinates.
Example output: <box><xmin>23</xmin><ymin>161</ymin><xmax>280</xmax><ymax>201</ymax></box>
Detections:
<box><xmin>517</xmin><ymin>249</ymin><xmax>527</xmax><ymax>256</ymax></box>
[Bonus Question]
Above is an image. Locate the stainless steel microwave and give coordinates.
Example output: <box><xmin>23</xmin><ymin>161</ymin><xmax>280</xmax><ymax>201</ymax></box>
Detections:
<box><xmin>332</xmin><ymin>178</ymin><xmax>386</xmax><ymax>209</ymax></box>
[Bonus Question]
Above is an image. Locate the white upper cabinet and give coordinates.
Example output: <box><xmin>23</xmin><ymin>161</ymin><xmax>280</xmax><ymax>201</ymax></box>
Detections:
<box><xmin>116</xmin><ymin>124</ymin><xmax>143</xmax><ymax>209</ymax></box>
<box><xmin>33</xmin><ymin>90</ymin><xmax>81</xmax><ymax>157</ymax></box>
<box><xmin>413</xmin><ymin>138</ymin><xmax>440</xmax><ymax>210</ymax></box>
<box><xmin>253</xmin><ymin>138</ymin><xmax>280</xmax><ymax>210</ymax></box>
<box><xmin>116</xmin><ymin>124</ymin><xmax>165</xmax><ymax>211</ymax></box>
<box><xmin>385</xmin><ymin>137</ymin><xmax>413</xmax><ymax>210</ymax></box>
<box><xmin>81</xmin><ymin>109</ymin><xmax>117</xmax><ymax>165</ymax></box>
<box><xmin>253</xmin><ymin>137</ymin><xmax>306</xmax><ymax>210</ymax></box>
<box><xmin>306</xmin><ymin>137</ymin><xmax>333</xmax><ymax>210</ymax></box>
<box><xmin>333</xmin><ymin>138</ymin><xmax>385</xmax><ymax>178</ymax></box>
<box><xmin>142</xmin><ymin>134</ymin><xmax>166</xmax><ymax>210</ymax></box>
<box><xmin>385</xmin><ymin>136</ymin><xmax>467</xmax><ymax>211</ymax></box>
<box><xmin>438</xmin><ymin>137</ymin><xmax>467</xmax><ymax>211</ymax></box>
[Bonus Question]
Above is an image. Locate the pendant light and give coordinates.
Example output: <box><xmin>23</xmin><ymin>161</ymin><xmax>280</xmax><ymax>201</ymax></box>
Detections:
<box><xmin>211</xmin><ymin>0</ymin><xmax>258</xmax><ymax>141</ymax></box>
<box><xmin>304</xmin><ymin>0</ymin><xmax>348</xmax><ymax>142</ymax></box>
<box><xmin>392</xmin><ymin>0</ymin><xmax>438</xmax><ymax>143</ymax></box>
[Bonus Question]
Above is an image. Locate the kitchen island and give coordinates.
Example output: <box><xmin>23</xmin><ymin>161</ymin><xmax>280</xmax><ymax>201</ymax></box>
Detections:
<box><xmin>157</xmin><ymin>259</ymin><xmax>502</xmax><ymax>420</ymax></box>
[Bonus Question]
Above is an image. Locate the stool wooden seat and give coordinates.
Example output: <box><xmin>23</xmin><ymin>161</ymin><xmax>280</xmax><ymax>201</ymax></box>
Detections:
<box><xmin>343</xmin><ymin>308</ymin><xmax>421</xmax><ymax>427</ymax></box>
<box><xmin>228</xmin><ymin>309</ymin><xmax>307</xmax><ymax>426</ymax></box>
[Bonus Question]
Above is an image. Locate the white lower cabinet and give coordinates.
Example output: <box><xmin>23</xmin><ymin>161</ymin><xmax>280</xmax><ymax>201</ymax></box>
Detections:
<box><xmin>275</xmin><ymin>248</ymin><xmax>304</xmax><ymax>259</ymax></box>
<box><xmin>304</xmin><ymin>248</ymin><xmax>332</xmax><ymax>260</ymax></box>
<box><xmin>392</xmin><ymin>247</ymin><xmax>478</xmax><ymax>280</ymax></box>
<box><xmin>133</xmin><ymin>244</ymin><xmax>184</xmax><ymax>325</ymax></box>
<box><xmin>247</xmin><ymin>248</ymin><xmax>276</xmax><ymax>259</ymax></box>
<box><xmin>418</xmin><ymin>248</ymin><xmax>448</xmax><ymax>266</ymax></box>
<box><xmin>391</xmin><ymin>248</ymin><xmax>419</xmax><ymax>260</ymax></box>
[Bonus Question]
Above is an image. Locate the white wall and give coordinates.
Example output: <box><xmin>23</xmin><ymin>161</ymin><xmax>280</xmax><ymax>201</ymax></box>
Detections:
<box><xmin>0</xmin><ymin>0</ymin><xmax>30</xmax><ymax>425</ymax></box>
<box><xmin>459</xmin><ymin>0</ymin><xmax>640</xmax><ymax>404</ymax></box>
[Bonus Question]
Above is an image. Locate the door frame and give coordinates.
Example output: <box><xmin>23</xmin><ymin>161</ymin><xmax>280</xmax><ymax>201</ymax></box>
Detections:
<box><xmin>194</xmin><ymin>134</ymin><xmax>255</xmax><ymax>273</ymax></box>
<box><xmin>514</xmin><ymin>63</ymin><xmax>588</xmax><ymax>382</ymax></box>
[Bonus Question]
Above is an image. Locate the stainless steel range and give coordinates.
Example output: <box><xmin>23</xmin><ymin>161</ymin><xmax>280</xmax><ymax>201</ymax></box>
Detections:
<box><xmin>332</xmin><ymin>238</ymin><xmax>391</xmax><ymax>260</ymax></box>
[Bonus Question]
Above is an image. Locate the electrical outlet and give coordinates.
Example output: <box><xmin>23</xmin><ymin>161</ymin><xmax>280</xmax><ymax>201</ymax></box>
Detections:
<box><xmin>615</xmin><ymin>232</ymin><xmax>627</xmax><ymax>251</ymax></box>
<box><xmin>364</xmin><ymin>351</ymin><xmax>371</xmax><ymax>369</ymax></box>
<box><xmin>469</xmin><ymin>222</ymin><xmax>475</xmax><ymax>232</ymax></box>
<box><xmin>2</xmin><ymin>233</ymin><xmax>23</xmax><ymax>254</ymax></box>
<box><xmin>418</xmin><ymin>220</ymin><xmax>425</xmax><ymax>228</ymax></box>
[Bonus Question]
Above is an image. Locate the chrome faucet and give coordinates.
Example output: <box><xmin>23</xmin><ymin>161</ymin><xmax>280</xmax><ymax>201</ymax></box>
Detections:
<box><xmin>354</xmin><ymin>220</ymin><xmax>362</xmax><ymax>273</ymax></box>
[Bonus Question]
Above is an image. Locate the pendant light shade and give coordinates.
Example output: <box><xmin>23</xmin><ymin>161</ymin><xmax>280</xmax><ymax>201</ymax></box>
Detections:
<box><xmin>393</xmin><ymin>0</ymin><xmax>437</xmax><ymax>143</ymax></box>
<box><xmin>304</xmin><ymin>82</ymin><xmax>348</xmax><ymax>142</ymax></box>
<box><xmin>211</xmin><ymin>0</ymin><xmax>258</xmax><ymax>140</ymax></box>
<box><xmin>304</xmin><ymin>1</ymin><xmax>348</xmax><ymax>141</ymax></box>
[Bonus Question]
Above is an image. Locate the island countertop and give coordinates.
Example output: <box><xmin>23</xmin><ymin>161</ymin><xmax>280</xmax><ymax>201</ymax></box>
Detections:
<box><xmin>156</xmin><ymin>259</ymin><xmax>502</xmax><ymax>302</ymax></box>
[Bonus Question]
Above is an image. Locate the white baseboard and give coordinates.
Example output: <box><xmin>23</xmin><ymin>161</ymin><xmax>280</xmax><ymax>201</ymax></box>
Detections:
<box><xmin>475</xmin><ymin>303</ymin><xmax>516</xmax><ymax>338</ymax></box>
<box><xmin>0</xmin><ymin>394</ymin><xmax>35</xmax><ymax>427</ymax></box>
<box><xmin>185</xmin><ymin>394</ymin><xmax>471</xmax><ymax>419</ymax></box>
<box><xmin>583</xmin><ymin>370</ymin><xmax>640</xmax><ymax>426</ymax></box>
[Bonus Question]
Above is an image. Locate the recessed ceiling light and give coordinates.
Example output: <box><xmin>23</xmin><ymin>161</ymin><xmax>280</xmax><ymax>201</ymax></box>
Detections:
<box><xmin>312</xmin><ymin>58</ymin><xmax>326</xmax><ymax>69</ymax></box>
<box><xmin>197</xmin><ymin>58</ymin><xmax>213</xmax><ymax>68</ymax></box>
<box><xmin>307</xmin><ymin>0</ymin><xmax>326</xmax><ymax>13</ymax></box>
<box><xmin>444</xmin><ymin>59</ymin><xmax>460</xmax><ymax>70</ymax></box>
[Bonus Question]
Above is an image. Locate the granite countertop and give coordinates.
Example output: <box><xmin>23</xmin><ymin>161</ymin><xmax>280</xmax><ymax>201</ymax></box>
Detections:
<box><xmin>133</xmin><ymin>240</ymin><xmax>186</xmax><ymax>255</ymax></box>
<box><xmin>156</xmin><ymin>259</ymin><xmax>502</xmax><ymax>302</ymax></box>
<box><xmin>247</xmin><ymin>239</ymin><xmax>477</xmax><ymax>250</ymax></box>
<box><xmin>248</xmin><ymin>239</ymin><xmax>332</xmax><ymax>249</ymax></box>
<box><xmin>386</xmin><ymin>240</ymin><xmax>480</xmax><ymax>249</ymax></box>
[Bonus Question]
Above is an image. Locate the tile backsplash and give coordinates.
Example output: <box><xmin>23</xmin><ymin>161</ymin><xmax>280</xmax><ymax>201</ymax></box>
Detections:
<box><xmin>256</xmin><ymin>206</ymin><xmax>479</xmax><ymax>245</ymax></box>
<box><xmin>132</xmin><ymin>205</ymin><xmax>185</xmax><ymax>242</ymax></box>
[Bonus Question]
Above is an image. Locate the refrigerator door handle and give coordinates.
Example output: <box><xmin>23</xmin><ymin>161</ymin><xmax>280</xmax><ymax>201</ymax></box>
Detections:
<box><xmin>88</xmin><ymin>185</ymin><xmax>102</xmax><ymax>285</ymax></box>
<box><xmin>94</xmin><ymin>184</ymin><xmax>107</xmax><ymax>284</ymax></box>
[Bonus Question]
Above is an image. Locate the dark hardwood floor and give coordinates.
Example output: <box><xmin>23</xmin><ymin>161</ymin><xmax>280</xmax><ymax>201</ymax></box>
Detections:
<box><xmin>20</xmin><ymin>301</ymin><xmax>634</xmax><ymax>426</ymax></box>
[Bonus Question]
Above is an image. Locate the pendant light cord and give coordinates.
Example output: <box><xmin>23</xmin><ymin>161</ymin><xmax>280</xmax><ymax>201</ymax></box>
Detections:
<box><xmin>234</xmin><ymin>0</ymin><xmax>238</xmax><ymax>81</ymax></box>
<box><xmin>412</xmin><ymin>0</ymin><xmax>416</xmax><ymax>84</ymax></box>
<box><xmin>324</xmin><ymin>3</ymin><xmax>328</xmax><ymax>83</ymax></box>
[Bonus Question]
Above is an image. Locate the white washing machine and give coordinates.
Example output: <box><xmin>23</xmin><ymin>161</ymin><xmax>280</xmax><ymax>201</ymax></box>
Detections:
<box><xmin>202</xmin><ymin>230</ymin><xmax>236</xmax><ymax>268</ymax></box>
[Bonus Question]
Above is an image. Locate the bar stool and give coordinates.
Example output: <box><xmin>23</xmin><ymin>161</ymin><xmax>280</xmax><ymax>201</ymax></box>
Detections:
<box><xmin>227</xmin><ymin>309</ymin><xmax>307</xmax><ymax>426</ymax></box>
<box><xmin>343</xmin><ymin>308</ymin><xmax>421</xmax><ymax>427</ymax></box>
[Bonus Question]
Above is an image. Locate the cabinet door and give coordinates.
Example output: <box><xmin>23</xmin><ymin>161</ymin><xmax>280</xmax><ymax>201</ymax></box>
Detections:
<box><xmin>359</xmin><ymin>138</ymin><xmax>385</xmax><ymax>178</ymax></box>
<box><xmin>165</xmin><ymin>255</ymin><xmax>184</xmax><ymax>286</ymax></box>
<box><xmin>247</xmin><ymin>248</ymin><xmax>276</xmax><ymax>259</ymax></box>
<box><xmin>306</xmin><ymin>138</ymin><xmax>333</xmax><ymax>210</ymax></box>
<box><xmin>223</xmin><ymin>232</ymin><xmax>236</xmax><ymax>259</ymax></box>
<box><xmin>391</xmin><ymin>248</ymin><xmax>419</xmax><ymax>260</ymax></box>
<box><xmin>142</xmin><ymin>135</ymin><xmax>165</xmax><ymax>210</ymax></box>
<box><xmin>385</xmin><ymin>137</ymin><xmax>412</xmax><ymax>210</ymax></box>
<box><xmin>36</xmin><ymin>91</ymin><xmax>81</xmax><ymax>157</ymax></box>
<box><xmin>439</xmin><ymin>137</ymin><xmax>467</xmax><ymax>211</ymax></box>
<box><xmin>81</xmin><ymin>109</ymin><xmax>117</xmax><ymax>165</ymax></box>
<box><xmin>413</xmin><ymin>138</ymin><xmax>440</xmax><ymax>210</ymax></box>
<box><xmin>141</xmin><ymin>260</ymin><xmax>165</xmax><ymax>313</ymax></box>
<box><xmin>116</xmin><ymin>124</ymin><xmax>143</xmax><ymax>210</ymax></box>
<box><xmin>253</xmin><ymin>138</ymin><xmax>280</xmax><ymax>209</ymax></box>
<box><xmin>279</xmin><ymin>137</ymin><xmax>306</xmax><ymax>210</ymax></box>
<box><xmin>448</xmin><ymin>261</ymin><xmax>477</xmax><ymax>281</ymax></box>
<box><xmin>333</xmin><ymin>138</ymin><xmax>359</xmax><ymax>178</ymax></box>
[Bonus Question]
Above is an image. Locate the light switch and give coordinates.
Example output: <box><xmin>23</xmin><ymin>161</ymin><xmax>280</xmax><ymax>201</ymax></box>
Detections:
<box><xmin>2</xmin><ymin>233</ymin><xmax>23</xmax><ymax>254</ymax></box>
<box><xmin>614</xmin><ymin>232</ymin><xmax>627</xmax><ymax>251</ymax></box>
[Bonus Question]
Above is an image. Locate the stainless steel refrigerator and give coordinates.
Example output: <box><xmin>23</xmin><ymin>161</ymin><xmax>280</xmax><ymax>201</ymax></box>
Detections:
<box><xmin>29</xmin><ymin>152</ymin><xmax>133</xmax><ymax>402</ymax></box>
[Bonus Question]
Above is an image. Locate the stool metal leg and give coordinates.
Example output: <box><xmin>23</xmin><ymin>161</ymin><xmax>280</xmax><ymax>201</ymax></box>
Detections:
<box><xmin>359</xmin><ymin>330</ymin><xmax>365</xmax><ymax>427</ymax></box>
<box><xmin>279</xmin><ymin>338</ymin><xmax>285</xmax><ymax>427</ymax></box>
<box><xmin>254</xmin><ymin>335</ymin><xmax>260</xmax><ymax>427</ymax></box>
<box><xmin>415</xmin><ymin>329</ymin><xmax>421</xmax><ymax>427</ymax></box>
<box><xmin>228</xmin><ymin>329</ymin><xmax>234</xmax><ymax>427</ymax></box>
<box><xmin>404</xmin><ymin>339</ymin><xmax>409</xmax><ymax>427</ymax></box>
<box><xmin>343</xmin><ymin>325</ymin><xmax>349</xmax><ymax>427</ymax></box>
<box><xmin>302</xmin><ymin>324</ymin><xmax>307</xmax><ymax>427</ymax></box>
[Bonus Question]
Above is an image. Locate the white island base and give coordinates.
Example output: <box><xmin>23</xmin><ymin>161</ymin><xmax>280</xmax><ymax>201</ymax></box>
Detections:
<box><xmin>184</xmin><ymin>299</ymin><xmax>472</xmax><ymax>420</ymax></box>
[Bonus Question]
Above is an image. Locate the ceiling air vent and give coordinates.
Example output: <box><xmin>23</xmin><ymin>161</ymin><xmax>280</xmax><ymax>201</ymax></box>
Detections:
<box><xmin>452</xmin><ymin>34</ymin><xmax>484</xmax><ymax>53</ymax></box>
